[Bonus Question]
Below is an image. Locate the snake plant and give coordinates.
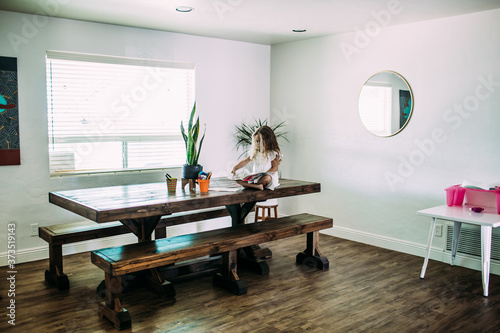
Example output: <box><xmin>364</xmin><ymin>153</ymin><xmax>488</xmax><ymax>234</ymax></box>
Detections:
<box><xmin>181</xmin><ymin>102</ymin><xmax>205</xmax><ymax>165</ymax></box>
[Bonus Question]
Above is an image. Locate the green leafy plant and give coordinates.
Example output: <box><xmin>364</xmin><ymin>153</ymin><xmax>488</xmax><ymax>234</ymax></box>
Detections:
<box><xmin>181</xmin><ymin>102</ymin><xmax>205</xmax><ymax>165</ymax></box>
<box><xmin>234</xmin><ymin>118</ymin><xmax>288</xmax><ymax>158</ymax></box>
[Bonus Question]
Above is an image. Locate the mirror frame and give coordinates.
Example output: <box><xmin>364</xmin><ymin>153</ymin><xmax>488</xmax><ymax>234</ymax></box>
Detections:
<box><xmin>358</xmin><ymin>70</ymin><xmax>414</xmax><ymax>137</ymax></box>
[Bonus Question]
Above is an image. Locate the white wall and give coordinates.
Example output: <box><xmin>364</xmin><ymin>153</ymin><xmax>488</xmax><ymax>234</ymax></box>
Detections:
<box><xmin>272</xmin><ymin>9</ymin><xmax>500</xmax><ymax>271</ymax></box>
<box><xmin>0</xmin><ymin>11</ymin><xmax>270</xmax><ymax>264</ymax></box>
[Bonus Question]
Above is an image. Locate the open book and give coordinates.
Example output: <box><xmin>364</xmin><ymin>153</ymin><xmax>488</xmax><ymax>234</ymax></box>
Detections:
<box><xmin>228</xmin><ymin>170</ymin><xmax>270</xmax><ymax>182</ymax></box>
<box><xmin>241</xmin><ymin>172</ymin><xmax>270</xmax><ymax>182</ymax></box>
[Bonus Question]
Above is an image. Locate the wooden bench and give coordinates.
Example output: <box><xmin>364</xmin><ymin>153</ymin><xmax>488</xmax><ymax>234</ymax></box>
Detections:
<box><xmin>39</xmin><ymin>207</ymin><xmax>230</xmax><ymax>290</ymax></box>
<box><xmin>91</xmin><ymin>213</ymin><xmax>333</xmax><ymax>330</ymax></box>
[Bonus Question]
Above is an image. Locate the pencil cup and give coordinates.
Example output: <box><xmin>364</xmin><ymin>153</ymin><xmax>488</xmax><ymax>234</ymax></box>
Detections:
<box><xmin>197</xmin><ymin>179</ymin><xmax>210</xmax><ymax>193</ymax></box>
<box><xmin>166</xmin><ymin>178</ymin><xmax>177</xmax><ymax>193</ymax></box>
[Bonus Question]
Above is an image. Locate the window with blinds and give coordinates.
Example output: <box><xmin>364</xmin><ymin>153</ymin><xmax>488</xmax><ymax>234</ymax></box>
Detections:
<box><xmin>358</xmin><ymin>83</ymin><xmax>392</xmax><ymax>136</ymax></box>
<box><xmin>46</xmin><ymin>51</ymin><xmax>195</xmax><ymax>176</ymax></box>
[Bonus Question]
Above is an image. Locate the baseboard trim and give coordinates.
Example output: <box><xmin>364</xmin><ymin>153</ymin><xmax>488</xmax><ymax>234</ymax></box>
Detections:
<box><xmin>322</xmin><ymin>225</ymin><xmax>500</xmax><ymax>275</ymax></box>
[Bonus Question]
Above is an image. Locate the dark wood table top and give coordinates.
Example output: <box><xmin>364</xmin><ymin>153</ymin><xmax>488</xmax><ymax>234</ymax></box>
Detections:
<box><xmin>49</xmin><ymin>178</ymin><xmax>320</xmax><ymax>223</ymax></box>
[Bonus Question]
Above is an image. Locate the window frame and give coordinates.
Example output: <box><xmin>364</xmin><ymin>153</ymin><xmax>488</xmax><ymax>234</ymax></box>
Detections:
<box><xmin>46</xmin><ymin>50</ymin><xmax>195</xmax><ymax>177</ymax></box>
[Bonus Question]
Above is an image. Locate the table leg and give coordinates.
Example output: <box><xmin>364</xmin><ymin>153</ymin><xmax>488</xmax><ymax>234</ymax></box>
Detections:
<box><xmin>237</xmin><ymin>247</ymin><xmax>270</xmax><ymax>275</ymax></box>
<box><xmin>228</xmin><ymin>184</ymin><xmax>273</xmax><ymax>261</ymax></box>
<box><xmin>144</xmin><ymin>268</ymin><xmax>176</xmax><ymax>299</ymax></box>
<box><xmin>420</xmin><ymin>217</ymin><xmax>436</xmax><ymax>279</ymax></box>
<box><xmin>451</xmin><ymin>221</ymin><xmax>462</xmax><ymax>266</ymax></box>
<box><xmin>97</xmin><ymin>272</ymin><xmax>142</xmax><ymax>298</ymax></box>
<box><xmin>481</xmin><ymin>225</ymin><xmax>492</xmax><ymax>297</ymax></box>
<box><xmin>225</xmin><ymin>202</ymin><xmax>257</xmax><ymax>226</ymax></box>
<box><xmin>100</xmin><ymin>216</ymin><xmax>173</xmax><ymax>301</ymax></box>
<box><xmin>226</xmin><ymin>202</ymin><xmax>271</xmax><ymax>275</ymax></box>
<box><xmin>120</xmin><ymin>216</ymin><xmax>162</xmax><ymax>243</ymax></box>
<box><xmin>213</xmin><ymin>249</ymin><xmax>247</xmax><ymax>295</ymax></box>
<box><xmin>296</xmin><ymin>231</ymin><xmax>329</xmax><ymax>269</ymax></box>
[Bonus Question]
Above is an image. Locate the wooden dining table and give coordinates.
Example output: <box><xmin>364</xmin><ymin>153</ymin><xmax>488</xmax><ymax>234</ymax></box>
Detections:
<box><xmin>48</xmin><ymin>177</ymin><xmax>321</xmax><ymax>282</ymax></box>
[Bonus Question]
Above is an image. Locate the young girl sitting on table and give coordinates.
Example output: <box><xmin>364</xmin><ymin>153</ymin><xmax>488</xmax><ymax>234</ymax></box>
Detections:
<box><xmin>231</xmin><ymin>125</ymin><xmax>282</xmax><ymax>190</ymax></box>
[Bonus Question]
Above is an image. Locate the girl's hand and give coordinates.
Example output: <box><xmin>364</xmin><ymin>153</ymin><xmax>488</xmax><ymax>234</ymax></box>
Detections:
<box><xmin>231</xmin><ymin>157</ymin><xmax>251</xmax><ymax>175</ymax></box>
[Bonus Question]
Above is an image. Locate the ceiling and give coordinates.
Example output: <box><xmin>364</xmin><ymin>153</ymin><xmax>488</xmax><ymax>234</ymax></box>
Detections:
<box><xmin>1</xmin><ymin>0</ymin><xmax>500</xmax><ymax>45</ymax></box>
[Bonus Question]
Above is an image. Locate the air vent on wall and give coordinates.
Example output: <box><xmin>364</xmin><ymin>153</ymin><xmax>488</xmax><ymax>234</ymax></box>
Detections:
<box><xmin>446</xmin><ymin>224</ymin><xmax>500</xmax><ymax>261</ymax></box>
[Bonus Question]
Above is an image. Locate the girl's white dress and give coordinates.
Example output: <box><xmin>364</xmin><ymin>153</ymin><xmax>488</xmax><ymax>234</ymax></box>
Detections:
<box><xmin>250</xmin><ymin>150</ymin><xmax>281</xmax><ymax>190</ymax></box>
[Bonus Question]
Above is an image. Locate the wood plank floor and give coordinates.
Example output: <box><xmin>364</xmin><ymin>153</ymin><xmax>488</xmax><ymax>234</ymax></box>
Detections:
<box><xmin>2</xmin><ymin>235</ymin><xmax>500</xmax><ymax>332</ymax></box>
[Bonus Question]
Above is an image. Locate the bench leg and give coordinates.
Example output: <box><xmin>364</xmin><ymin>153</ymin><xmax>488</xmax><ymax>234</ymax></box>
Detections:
<box><xmin>213</xmin><ymin>250</ymin><xmax>247</xmax><ymax>295</ymax></box>
<box><xmin>44</xmin><ymin>244</ymin><xmax>69</xmax><ymax>290</ymax></box>
<box><xmin>296</xmin><ymin>231</ymin><xmax>329</xmax><ymax>270</ymax></box>
<box><xmin>98</xmin><ymin>273</ymin><xmax>131</xmax><ymax>331</ymax></box>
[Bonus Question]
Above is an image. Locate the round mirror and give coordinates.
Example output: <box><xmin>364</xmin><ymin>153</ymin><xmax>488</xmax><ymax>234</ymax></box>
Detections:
<box><xmin>358</xmin><ymin>71</ymin><xmax>413</xmax><ymax>137</ymax></box>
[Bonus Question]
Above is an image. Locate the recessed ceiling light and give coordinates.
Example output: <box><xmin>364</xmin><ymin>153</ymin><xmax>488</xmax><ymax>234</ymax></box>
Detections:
<box><xmin>176</xmin><ymin>6</ymin><xmax>194</xmax><ymax>13</ymax></box>
<box><xmin>292</xmin><ymin>29</ymin><xmax>307</xmax><ymax>33</ymax></box>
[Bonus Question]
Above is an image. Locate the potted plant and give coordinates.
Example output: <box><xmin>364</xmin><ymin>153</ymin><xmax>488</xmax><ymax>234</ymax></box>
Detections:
<box><xmin>181</xmin><ymin>102</ymin><xmax>205</xmax><ymax>179</ymax></box>
<box><xmin>234</xmin><ymin>118</ymin><xmax>288</xmax><ymax>158</ymax></box>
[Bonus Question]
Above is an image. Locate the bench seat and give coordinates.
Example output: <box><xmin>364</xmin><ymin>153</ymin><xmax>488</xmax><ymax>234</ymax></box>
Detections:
<box><xmin>40</xmin><ymin>207</ymin><xmax>230</xmax><ymax>290</ymax></box>
<box><xmin>91</xmin><ymin>213</ymin><xmax>333</xmax><ymax>330</ymax></box>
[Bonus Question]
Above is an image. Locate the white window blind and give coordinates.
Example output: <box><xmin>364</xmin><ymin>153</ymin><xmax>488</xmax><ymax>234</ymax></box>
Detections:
<box><xmin>46</xmin><ymin>51</ymin><xmax>195</xmax><ymax>176</ymax></box>
<box><xmin>358</xmin><ymin>83</ymin><xmax>392</xmax><ymax>136</ymax></box>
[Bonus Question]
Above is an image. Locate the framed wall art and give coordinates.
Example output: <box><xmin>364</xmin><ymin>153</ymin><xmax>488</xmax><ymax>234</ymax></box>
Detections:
<box><xmin>0</xmin><ymin>56</ymin><xmax>20</xmax><ymax>166</ymax></box>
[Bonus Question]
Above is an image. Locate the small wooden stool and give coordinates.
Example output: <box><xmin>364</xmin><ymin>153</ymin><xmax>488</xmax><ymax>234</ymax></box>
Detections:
<box><xmin>254</xmin><ymin>199</ymin><xmax>278</xmax><ymax>222</ymax></box>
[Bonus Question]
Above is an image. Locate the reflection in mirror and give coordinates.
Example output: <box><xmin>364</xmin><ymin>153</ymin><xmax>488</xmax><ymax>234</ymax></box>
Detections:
<box><xmin>358</xmin><ymin>71</ymin><xmax>413</xmax><ymax>137</ymax></box>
